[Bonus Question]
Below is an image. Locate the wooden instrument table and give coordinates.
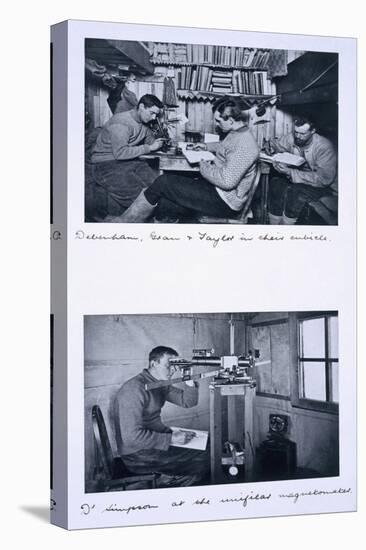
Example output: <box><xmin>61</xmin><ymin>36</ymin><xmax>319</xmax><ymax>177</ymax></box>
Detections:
<box><xmin>209</xmin><ymin>382</ymin><xmax>256</xmax><ymax>484</ymax></box>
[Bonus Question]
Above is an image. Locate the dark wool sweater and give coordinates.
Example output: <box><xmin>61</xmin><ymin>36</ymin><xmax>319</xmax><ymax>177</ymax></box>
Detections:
<box><xmin>91</xmin><ymin>109</ymin><xmax>156</xmax><ymax>163</ymax></box>
<box><xmin>114</xmin><ymin>369</ymin><xmax>198</xmax><ymax>456</ymax></box>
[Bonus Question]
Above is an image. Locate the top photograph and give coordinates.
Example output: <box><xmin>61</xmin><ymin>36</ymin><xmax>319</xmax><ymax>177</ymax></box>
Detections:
<box><xmin>84</xmin><ymin>38</ymin><xmax>338</xmax><ymax>225</ymax></box>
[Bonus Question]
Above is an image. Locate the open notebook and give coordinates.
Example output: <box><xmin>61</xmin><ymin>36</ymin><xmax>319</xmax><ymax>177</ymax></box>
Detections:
<box><xmin>179</xmin><ymin>142</ymin><xmax>215</xmax><ymax>164</ymax></box>
<box><xmin>170</xmin><ymin>427</ymin><xmax>209</xmax><ymax>450</ymax></box>
<box><xmin>260</xmin><ymin>151</ymin><xmax>306</xmax><ymax>167</ymax></box>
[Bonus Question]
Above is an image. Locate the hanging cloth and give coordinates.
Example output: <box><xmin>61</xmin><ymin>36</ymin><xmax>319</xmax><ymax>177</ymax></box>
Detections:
<box><xmin>162</xmin><ymin>76</ymin><xmax>178</xmax><ymax>107</ymax></box>
<box><xmin>107</xmin><ymin>80</ymin><xmax>125</xmax><ymax>114</ymax></box>
<box><xmin>267</xmin><ymin>50</ymin><xmax>288</xmax><ymax>79</ymax></box>
<box><xmin>114</xmin><ymin>86</ymin><xmax>139</xmax><ymax>114</ymax></box>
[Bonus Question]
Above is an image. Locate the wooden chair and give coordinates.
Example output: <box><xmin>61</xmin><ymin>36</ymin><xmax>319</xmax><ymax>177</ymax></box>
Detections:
<box><xmin>198</xmin><ymin>164</ymin><xmax>262</xmax><ymax>224</ymax></box>
<box><xmin>92</xmin><ymin>405</ymin><xmax>160</xmax><ymax>491</ymax></box>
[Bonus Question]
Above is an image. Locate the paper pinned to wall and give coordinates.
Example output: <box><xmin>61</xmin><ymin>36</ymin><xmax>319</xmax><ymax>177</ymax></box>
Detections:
<box><xmin>204</xmin><ymin>132</ymin><xmax>220</xmax><ymax>143</ymax></box>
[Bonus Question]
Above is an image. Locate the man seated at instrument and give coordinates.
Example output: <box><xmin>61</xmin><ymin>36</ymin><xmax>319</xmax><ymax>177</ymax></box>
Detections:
<box><xmin>111</xmin><ymin>96</ymin><xmax>259</xmax><ymax>223</ymax></box>
<box><xmin>91</xmin><ymin>94</ymin><xmax>165</xmax><ymax>217</ymax></box>
<box><xmin>113</xmin><ymin>346</ymin><xmax>209</xmax><ymax>488</ymax></box>
<box><xmin>265</xmin><ymin>115</ymin><xmax>337</xmax><ymax>224</ymax></box>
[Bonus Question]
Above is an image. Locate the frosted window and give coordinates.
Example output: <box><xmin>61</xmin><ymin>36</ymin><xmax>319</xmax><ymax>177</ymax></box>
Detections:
<box><xmin>301</xmin><ymin>318</ymin><xmax>325</xmax><ymax>357</ymax></box>
<box><xmin>329</xmin><ymin>316</ymin><xmax>338</xmax><ymax>358</ymax></box>
<box><xmin>301</xmin><ymin>361</ymin><xmax>326</xmax><ymax>401</ymax></box>
<box><xmin>331</xmin><ymin>362</ymin><xmax>339</xmax><ymax>403</ymax></box>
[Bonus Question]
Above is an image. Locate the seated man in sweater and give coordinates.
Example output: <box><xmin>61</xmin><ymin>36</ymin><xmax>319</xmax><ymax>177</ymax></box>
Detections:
<box><xmin>112</xmin><ymin>96</ymin><xmax>259</xmax><ymax>223</ymax></box>
<box><xmin>113</xmin><ymin>346</ymin><xmax>209</xmax><ymax>488</ymax></box>
<box><xmin>265</xmin><ymin>115</ymin><xmax>337</xmax><ymax>225</ymax></box>
<box><xmin>91</xmin><ymin>94</ymin><xmax>165</xmax><ymax>217</ymax></box>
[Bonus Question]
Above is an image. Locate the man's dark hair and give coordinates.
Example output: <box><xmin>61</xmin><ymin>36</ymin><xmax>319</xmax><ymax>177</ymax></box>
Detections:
<box><xmin>148</xmin><ymin>346</ymin><xmax>178</xmax><ymax>364</ymax></box>
<box><xmin>212</xmin><ymin>96</ymin><xmax>249</xmax><ymax>123</ymax></box>
<box><xmin>138</xmin><ymin>94</ymin><xmax>163</xmax><ymax>109</ymax></box>
<box><xmin>293</xmin><ymin>115</ymin><xmax>315</xmax><ymax>130</ymax></box>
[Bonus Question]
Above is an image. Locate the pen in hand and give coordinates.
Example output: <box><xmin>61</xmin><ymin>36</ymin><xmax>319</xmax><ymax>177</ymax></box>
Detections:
<box><xmin>171</xmin><ymin>429</ymin><xmax>196</xmax><ymax>445</ymax></box>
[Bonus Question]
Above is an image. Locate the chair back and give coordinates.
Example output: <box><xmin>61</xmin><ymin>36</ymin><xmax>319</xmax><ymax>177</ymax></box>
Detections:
<box><xmin>197</xmin><ymin>162</ymin><xmax>262</xmax><ymax>225</ymax></box>
<box><xmin>238</xmin><ymin>162</ymin><xmax>262</xmax><ymax>222</ymax></box>
<box><xmin>92</xmin><ymin>405</ymin><xmax>115</xmax><ymax>479</ymax></box>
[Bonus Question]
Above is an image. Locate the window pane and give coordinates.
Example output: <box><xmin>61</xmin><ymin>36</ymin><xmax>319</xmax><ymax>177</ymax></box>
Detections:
<box><xmin>329</xmin><ymin>316</ymin><xmax>338</xmax><ymax>359</ymax></box>
<box><xmin>301</xmin><ymin>318</ymin><xmax>325</xmax><ymax>358</ymax></box>
<box><xmin>331</xmin><ymin>361</ymin><xmax>339</xmax><ymax>403</ymax></box>
<box><xmin>301</xmin><ymin>361</ymin><xmax>326</xmax><ymax>401</ymax></box>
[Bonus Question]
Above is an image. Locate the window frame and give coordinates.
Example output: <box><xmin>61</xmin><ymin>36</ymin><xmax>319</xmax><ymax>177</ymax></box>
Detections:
<box><xmin>289</xmin><ymin>312</ymin><xmax>339</xmax><ymax>414</ymax></box>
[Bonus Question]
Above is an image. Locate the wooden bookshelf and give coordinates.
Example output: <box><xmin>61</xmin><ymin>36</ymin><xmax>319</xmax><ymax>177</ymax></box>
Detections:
<box><xmin>177</xmin><ymin>90</ymin><xmax>273</xmax><ymax>102</ymax></box>
<box><xmin>149</xmin><ymin>43</ymin><xmax>274</xmax><ymax>98</ymax></box>
<box><xmin>149</xmin><ymin>42</ymin><xmax>270</xmax><ymax>69</ymax></box>
<box><xmin>174</xmin><ymin>67</ymin><xmax>272</xmax><ymax>96</ymax></box>
<box><xmin>151</xmin><ymin>62</ymin><xmax>269</xmax><ymax>70</ymax></box>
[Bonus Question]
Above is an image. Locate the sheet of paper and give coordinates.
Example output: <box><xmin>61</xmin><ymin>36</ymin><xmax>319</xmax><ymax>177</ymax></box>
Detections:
<box><xmin>204</xmin><ymin>132</ymin><xmax>220</xmax><ymax>143</ymax></box>
<box><xmin>170</xmin><ymin>427</ymin><xmax>209</xmax><ymax>450</ymax></box>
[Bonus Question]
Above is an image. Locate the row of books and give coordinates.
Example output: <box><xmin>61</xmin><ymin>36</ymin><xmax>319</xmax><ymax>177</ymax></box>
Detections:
<box><xmin>150</xmin><ymin>42</ymin><xmax>270</xmax><ymax>68</ymax></box>
<box><xmin>232</xmin><ymin>69</ymin><xmax>271</xmax><ymax>95</ymax></box>
<box><xmin>174</xmin><ymin>66</ymin><xmax>272</xmax><ymax>95</ymax></box>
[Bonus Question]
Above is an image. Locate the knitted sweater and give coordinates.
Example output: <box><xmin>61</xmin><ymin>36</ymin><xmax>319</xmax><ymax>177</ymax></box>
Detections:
<box><xmin>200</xmin><ymin>126</ymin><xmax>259</xmax><ymax>211</ymax></box>
<box><xmin>269</xmin><ymin>132</ymin><xmax>337</xmax><ymax>193</ymax></box>
<box><xmin>91</xmin><ymin>109</ymin><xmax>156</xmax><ymax>163</ymax></box>
<box><xmin>114</xmin><ymin>369</ymin><xmax>199</xmax><ymax>456</ymax></box>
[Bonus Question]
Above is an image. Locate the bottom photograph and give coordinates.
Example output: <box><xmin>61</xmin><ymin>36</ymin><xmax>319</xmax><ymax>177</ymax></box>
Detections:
<box><xmin>84</xmin><ymin>311</ymin><xmax>339</xmax><ymax>493</ymax></box>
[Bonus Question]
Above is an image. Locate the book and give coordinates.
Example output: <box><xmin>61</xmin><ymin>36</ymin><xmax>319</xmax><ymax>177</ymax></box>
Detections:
<box><xmin>260</xmin><ymin>152</ymin><xmax>306</xmax><ymax>167</ymax></box>
<box><xmin>51</xmin><ymin>19</ymin><xmax>356</xmax><ymax>531</ymax></box>
<box><xmin>180</xmin><ymin>142</ymin><xmax>215</xmax><ymax>164</ymax></box>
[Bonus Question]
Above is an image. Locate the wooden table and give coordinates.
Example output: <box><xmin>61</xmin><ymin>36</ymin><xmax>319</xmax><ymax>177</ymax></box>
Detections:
<box><xmin>141</xmin><ymin>152</ymin><xmax>199</xmax><ymax>173</ymax></box>
<box><xmin>209</xmin><ymin>382</ymin><xmax>256</xmax><ymax>484</ymax></box>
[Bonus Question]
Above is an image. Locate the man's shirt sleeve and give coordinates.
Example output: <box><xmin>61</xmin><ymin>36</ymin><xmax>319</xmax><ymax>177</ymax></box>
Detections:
<box><xmin>166</xmin><ymin>383</ymin><xmax>199</xmax><ymax>408</ymax></box>
<box><xmin>109</xmin><ymin>123</ymin><xmax>150</xmax><ymax>160</ymax></box>
<box><xmin>290</xmin><ymin>142</ymin><xmax>337</xmax><ymax>187</ymax></box>
<box><xmin>200</xmin><ymin>140</ymin><xmax>257</xmax><ymax>191</ymax></box>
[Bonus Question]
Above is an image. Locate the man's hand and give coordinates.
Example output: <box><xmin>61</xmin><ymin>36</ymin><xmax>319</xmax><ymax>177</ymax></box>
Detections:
<box><xmin>273</xmin><ymin>161</ymin><xmax>291</xmax><ymax>177</ymax></box>
<box><xmin>171</xmin><ymin>430</ymin><xmax>196</xmax><ymax>446</ymax></box>
<box><xmin>170</xmin><ymin>366</ymin><xmax>181</xmax><ymax>379</ymax></box>
<box><xmin>199</xmin><ymin>159</ymin><xmax>211</xmax><ymax>174</ymax></box>
<box><xmin>149</xmin><ymin>138</ymin><xmax>165</xmax><ymax>152</ymax></box>
<box><xmin>263</xmin><ymin>139</ymin><xmax>274</xmax><ymax>155</ymax></box>
<box><xmin>192</xmin><ymin>143</ymin><xmax>207</xmax><ymax>151</ymax></box>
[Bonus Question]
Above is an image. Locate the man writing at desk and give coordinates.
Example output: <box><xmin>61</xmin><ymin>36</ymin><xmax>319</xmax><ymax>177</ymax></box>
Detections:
<box><xmin>265</xmin><ymin>115</ymin><xmax>337</xmax><ymax>224</ymax></box>
<box><xmin>112</xmin><ymin>96</ymin><xmax>259</xmax><ymax>223</ymax></box>
<box><xmin>114</xmin><ymin>346</ymin><xmax>209</xmax><ymax>488</ymax></box>
<box><xmin>91</xmin><ymin>94</ymin><xmax>165</xmax><ymax>216</ymax></box>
